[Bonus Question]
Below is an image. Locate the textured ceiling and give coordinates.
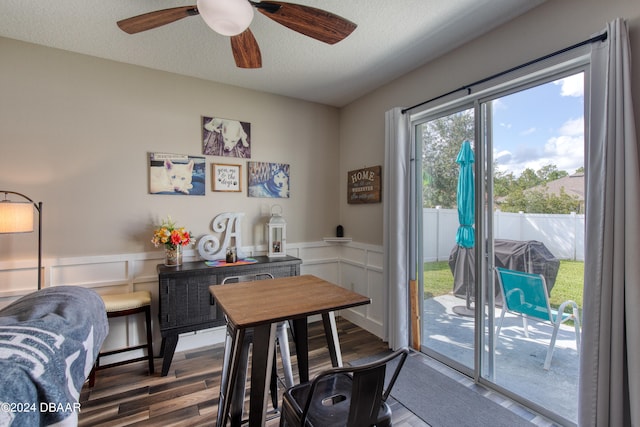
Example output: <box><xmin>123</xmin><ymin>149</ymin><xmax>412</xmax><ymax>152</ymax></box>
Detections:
<box><xmin>0</xmin><ymin>0</ymin><xmax>544</xmax><ymax>107</ymax></box>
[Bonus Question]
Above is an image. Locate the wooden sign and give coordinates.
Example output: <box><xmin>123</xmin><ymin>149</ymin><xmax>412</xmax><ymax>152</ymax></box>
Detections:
<box><xmin>348</xmin><ymin>166</ymin><xmax>382</xmax><ymax>204</ymax></box>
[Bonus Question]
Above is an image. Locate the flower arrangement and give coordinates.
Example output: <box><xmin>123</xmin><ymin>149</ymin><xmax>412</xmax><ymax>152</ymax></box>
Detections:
<box><xmin>151</xmin><ymin>216</ymin><xmax>192</xmax><ymax>249</ymax></box>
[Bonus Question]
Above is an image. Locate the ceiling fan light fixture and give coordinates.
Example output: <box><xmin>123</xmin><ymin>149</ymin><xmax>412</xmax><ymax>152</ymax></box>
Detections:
<box><xmin>196</xmin><ymin>0</ymin><xmax>254</xmax><ymax>36</ymax></box>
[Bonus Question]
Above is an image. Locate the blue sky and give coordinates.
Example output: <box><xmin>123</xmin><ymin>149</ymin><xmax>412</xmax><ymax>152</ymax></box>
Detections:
<box><xmin>492</xmin><ymin>73</ymin><xmax>585</xmax><ymax>176</ymax></box>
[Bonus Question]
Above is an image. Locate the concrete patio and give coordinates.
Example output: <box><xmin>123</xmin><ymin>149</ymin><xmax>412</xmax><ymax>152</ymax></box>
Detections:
<box><xmin>423</xmin><ymin>293</ymin><xmax>580</xmax><ymax>424</ymax></box>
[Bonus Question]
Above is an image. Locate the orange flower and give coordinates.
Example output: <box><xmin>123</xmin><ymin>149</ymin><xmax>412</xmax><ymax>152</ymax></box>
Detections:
<box><xmin>152</xmin><ymin>217</ymin><xmax>192</xmax><ymax>249</ymax></box>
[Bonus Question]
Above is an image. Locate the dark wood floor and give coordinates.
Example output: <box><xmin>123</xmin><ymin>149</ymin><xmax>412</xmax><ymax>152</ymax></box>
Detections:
<box><xmin>79</xmin><ymin>318</ymin><xmax>427</xmax><ymax>427</ymax></box>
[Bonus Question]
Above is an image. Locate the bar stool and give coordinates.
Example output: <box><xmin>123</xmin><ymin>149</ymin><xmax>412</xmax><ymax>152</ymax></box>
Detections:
<box><xmin>217</xmin><ymin>273</ymin><xmax>294</xmax><ymax>427</ymax></box>
<box><xmin>89</xmin><ymin>290</ymin><xmax>154</xmax><ymax>387</ymax></box>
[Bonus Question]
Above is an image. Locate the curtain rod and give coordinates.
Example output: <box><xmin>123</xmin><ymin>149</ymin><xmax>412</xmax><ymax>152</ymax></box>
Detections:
<box><xmin>401</xmin><ymin>31</ymin><xmax>608</xmax><ymax>114</ymax></box>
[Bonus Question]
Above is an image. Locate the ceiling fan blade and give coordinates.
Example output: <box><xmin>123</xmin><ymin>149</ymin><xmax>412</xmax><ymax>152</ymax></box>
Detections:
<box><xmin>117</xmin><ymin>6</ymin><xmax>199</xmax><ymax>34</ymax></box>
<box><xmin>252</xmin><ymin>1</ymin><xmax>357</xmax><ymax>45</ymax></box>
<box><xmin>231</xmin><ymin>29</ymin><xmax>262</xmax><ymax>69</ymax></box>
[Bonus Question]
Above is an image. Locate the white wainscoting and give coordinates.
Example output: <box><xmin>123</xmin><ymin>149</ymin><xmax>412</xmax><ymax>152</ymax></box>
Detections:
<box><xmin>0</xmin><ymin>241</ymin><xmax>386</xmax><ymax>358</ymax></box>
<box><xmin>295</xmin><ymin>241</ymin><xmax>384</xmax><ymax>338</ymax></box>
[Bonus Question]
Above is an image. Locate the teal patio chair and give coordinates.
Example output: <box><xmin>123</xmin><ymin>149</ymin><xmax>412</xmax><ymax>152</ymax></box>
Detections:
<box><xmin>495</xmin><ymin>267</ymin><xmax>581</xmax><ymax>370</ymax></box>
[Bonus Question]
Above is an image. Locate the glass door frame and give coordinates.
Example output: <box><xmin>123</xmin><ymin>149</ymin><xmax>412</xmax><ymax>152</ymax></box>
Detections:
<box><xmin>413</xmin><ymin>101</ymin><xmax>478</xmax><ymax>379</ymax></box>
<box><xmin>410</xmin><ymin>55</ymin><xmax>590</xmax><ymax>426</ymax></box>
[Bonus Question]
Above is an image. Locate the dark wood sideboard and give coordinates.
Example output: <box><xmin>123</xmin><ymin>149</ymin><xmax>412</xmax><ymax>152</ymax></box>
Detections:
<box><xmin>156</xmin><ymin>255</ymin><xmax>302</xmax><ymax>376</ymax></box>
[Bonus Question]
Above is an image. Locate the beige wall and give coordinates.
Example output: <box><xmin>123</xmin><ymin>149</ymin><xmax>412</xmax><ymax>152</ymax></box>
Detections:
<box><xmin>0</xmin><ymin>38</ymin><xmax>341</xmax><ymax>260</ymax></box>
<box><xmin>2</xmin><ymin>0</ymin><xmax>640</xmax><ymax>261</ymax></box>
<box><xmin>339</xmin><ymin>0</ymin><xmax>640</xmax><ymax>245</ymax></box>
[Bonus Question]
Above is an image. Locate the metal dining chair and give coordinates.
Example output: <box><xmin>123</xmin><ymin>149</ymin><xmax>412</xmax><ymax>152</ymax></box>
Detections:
<box><xmin>280</xmin><ymin>347</ymin><xmax>410</xmax><ymax>427</ymax></box>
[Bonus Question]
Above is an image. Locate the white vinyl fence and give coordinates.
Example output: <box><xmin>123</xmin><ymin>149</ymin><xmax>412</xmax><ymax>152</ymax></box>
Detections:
<box><xmin>423</xmin><ymin>208</ymin><xmax>585</xmax><ymax>262</ymax></box>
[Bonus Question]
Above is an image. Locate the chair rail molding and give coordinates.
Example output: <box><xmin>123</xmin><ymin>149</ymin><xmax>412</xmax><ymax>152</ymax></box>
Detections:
<box><xmin>0</xmin><ymin>240</ymin><xmax>386</xmax><ymax>353</ymax></box>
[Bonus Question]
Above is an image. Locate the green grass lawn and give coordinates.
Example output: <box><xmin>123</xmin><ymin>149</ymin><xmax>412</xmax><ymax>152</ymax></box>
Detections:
<box><xmin>423</xmin><ymin>259</ymin><xmax>584</xmax><ymax>311</ymax></box>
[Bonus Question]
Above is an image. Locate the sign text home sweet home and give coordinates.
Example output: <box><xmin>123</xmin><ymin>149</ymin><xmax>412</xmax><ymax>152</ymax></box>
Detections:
<box><xmin>348</xmin><ymin>166</ymin><xmax>382</xmax><ymax>204</ymax></box>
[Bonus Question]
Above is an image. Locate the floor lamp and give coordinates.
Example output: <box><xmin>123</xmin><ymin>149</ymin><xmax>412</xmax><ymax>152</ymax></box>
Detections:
<box><xmin>0</xmin><ymin>191</ymin><xmax>43</xmax><ymax>290</ymax></box>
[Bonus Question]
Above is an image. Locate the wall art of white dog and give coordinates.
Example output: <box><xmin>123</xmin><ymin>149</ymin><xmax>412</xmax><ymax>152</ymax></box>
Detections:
<box><xmin>202</xmin><ymin>117</ymin><xmax>251</xmax><ymax>158</ymax></box>
<box><xmin>150</xmin><ymin>159</ymin><xmax>194</xmax><ymax>194</ymax></box>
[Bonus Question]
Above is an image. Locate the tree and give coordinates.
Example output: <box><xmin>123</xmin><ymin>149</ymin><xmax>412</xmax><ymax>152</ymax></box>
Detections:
<box><xmin>494</xmin><ymin>170</ymin><xmax>518</xmax><ymax>198</ymax></box>
<box><xmin>496</xmin><ymin>165</ymin><xmax>582</xmax><ymax>214</ymax></box>
<box><xmin>537</xmin><ymin>164</ymin><xmax>568</xmax><ymax>182</ymax></box>
<box><xmin>500</xmin><ymin>184</ymin><xmax>582</xmax><ymax>214</ymax></box>
<box><xmin>418</xmin><ymin>109</ymin><xmax>582</xmax><ymax>214</ymax></box>
<box><xmin>517</xmin><ymin>168</ymin><xmax>542</xmax><ymax>189</ymax></box>
<box><xmin>421</xmin><ymin>109</ymin><xmax>474</xmax><ymax>208</ymax></box>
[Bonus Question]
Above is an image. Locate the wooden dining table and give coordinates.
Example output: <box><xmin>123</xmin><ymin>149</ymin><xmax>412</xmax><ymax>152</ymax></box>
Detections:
<box><xmin>210</xmin><ymin>274</ymin><xmax>371</xmax><ymax>427</ymax></box>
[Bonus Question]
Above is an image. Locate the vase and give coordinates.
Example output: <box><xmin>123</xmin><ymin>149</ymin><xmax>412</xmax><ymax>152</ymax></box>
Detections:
<box><xmin>165</xmin><ymin>245</ymin><xmax>182</xmax><ymax>266</ymax></box>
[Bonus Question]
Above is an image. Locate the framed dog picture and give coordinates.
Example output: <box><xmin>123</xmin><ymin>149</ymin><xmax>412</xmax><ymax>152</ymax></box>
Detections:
<box><xmin>148</xmin><ymin>152</ymin><xmax>206</xmax><ymax>196</ymax></box>
<box><xmin>202</xmin><ymin>116</ymin><xmax>252</xmax><ymax>158</ymax></box>
<box><xmin>212</xmin><ymin>163</ymin><xmax>242</xmax><ymax>192</ymax></box>
<box><xmin>247</xmin><ymin>161</ymin><xmax>290</xmax><ymax>198</ymax></box>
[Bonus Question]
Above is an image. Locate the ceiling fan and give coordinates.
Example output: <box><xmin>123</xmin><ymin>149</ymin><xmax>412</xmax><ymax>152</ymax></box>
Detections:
<box><xmin>117</xmin><ymin>0</ymin><xmax>357</xmax><ymax>69</ymax></box>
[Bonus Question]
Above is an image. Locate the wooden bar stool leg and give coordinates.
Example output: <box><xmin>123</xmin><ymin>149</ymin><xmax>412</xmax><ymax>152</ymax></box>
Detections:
<box><xmin>90</xmin><ymin>291</ymin><xmax>154</xmax><ymax>387</ymax></box>
<box><xmin>88</xmin><ymin>366</ymin><xmax>96</xmax><ymax>388</ymax></box>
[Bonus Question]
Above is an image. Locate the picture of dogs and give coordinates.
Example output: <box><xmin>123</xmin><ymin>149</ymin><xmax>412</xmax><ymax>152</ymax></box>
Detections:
<box><xmin>149</xmin><ymin>153</ymin><xmax>206</xmax><ymax>196</ymax></box>
<box><xmin>202</xmin><ymin>117</ymin><xmax>251</xmax><ymax>158</ymax></box>
<box><xmin>150</xmin><ymin>159</ymin><xmax>194</xmax><ymax>194</ymax></box>
<box><xmin>248</xmin><ymin>162</ymin><xmax>290</xmax><ymax>198</ymax></box>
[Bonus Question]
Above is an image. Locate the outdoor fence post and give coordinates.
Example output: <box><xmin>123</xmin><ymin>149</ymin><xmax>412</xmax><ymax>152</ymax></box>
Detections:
<box><xmin>519</xmin><ymin>211</ymin><xmax>524</xmax><ymax>241</ymax></box>
<box><xmin>571</xmin><ymin>211</ymin><xmax>577</xmax><ymax>261</ymax></box>
<box><xmin>435</xmin><ymin>206</ymin><xmax>441</xmax><ymax>261</ymax></box>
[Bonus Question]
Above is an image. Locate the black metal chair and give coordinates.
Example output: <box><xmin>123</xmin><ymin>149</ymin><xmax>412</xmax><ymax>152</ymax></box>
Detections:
<box><xmin>280</xmin><ymin>347</ymin><xmax>409</xmax><ymax>427</ymax></box>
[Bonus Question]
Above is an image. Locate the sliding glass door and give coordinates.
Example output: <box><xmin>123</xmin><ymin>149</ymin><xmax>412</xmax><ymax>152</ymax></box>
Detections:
<box><xmin>415</xmin><ymin>69</ymin><xmax>585</xmax><ymax>425</ymax></box>
<box><xmin>417</xmin><ymin>106</ymin><xmax>476</xmax><ymax>372</ymax></box>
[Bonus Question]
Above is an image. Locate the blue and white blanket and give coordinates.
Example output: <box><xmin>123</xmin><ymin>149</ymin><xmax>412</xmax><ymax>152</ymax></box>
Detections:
<box><xmin>0</xmin><ymin>286</ymin><xmax>108</xmax><ymax>426</ymax></box>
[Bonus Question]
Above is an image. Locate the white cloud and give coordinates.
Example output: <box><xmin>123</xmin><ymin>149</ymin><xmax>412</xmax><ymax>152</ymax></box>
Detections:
<box><xmin>492</xmin><ymin>98</ymin><xmax>507</xmax><ymax>110</ymax></box>
<box><xmin>554</xmin><ymin>73</ymin><xmax>584</xmax><ymax>97</ymax></box>
<box><xmin>520</xmin><ymin>127</ymin><xmax>536</xmax><ymax>136</ymax></box>
<box><xmin>543</xmin><ymin>117</ymin><xmax>584</xmax><ymax>170</ymax></box>
<box><xmin>543</xmin><ymin>134</ymin><xmax>584</xmax><ymax>171</ymax></box>
<box><xmin>494</xmin><ymin>150</ymin><xmax>513</xmax><ymax>164</ymax></box>
<box><xmin>495</xmin><ymin>116</ymin><xmax>584</xmax><ymax>176</ymax></box>
<box><xmin>558</xmin><ymin>117</ymin><xmax>584</xmax><ymax>136</ymax></box>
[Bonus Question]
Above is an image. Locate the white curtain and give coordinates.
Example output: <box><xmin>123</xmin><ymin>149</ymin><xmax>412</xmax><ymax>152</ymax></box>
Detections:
<box><xmin>383</xmin><ymin>107</ymin><xmax>411</xmax><ymax>350</ymax></box>
<box><xmin>580</xmin><ymin>18</ymin><xmax>640</xmax><ymax>427</ymax></box>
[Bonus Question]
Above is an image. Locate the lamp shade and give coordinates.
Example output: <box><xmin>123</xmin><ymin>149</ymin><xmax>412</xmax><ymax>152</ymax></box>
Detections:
<box><xmin>0</xmin><ymin>201</ymin><xmax>34</xmax><ymax>233</ymax></box>
<box><xmin>196</xmin><ymin>0</ymin><xmax>254</xmax><ymax>36</ymax></box>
